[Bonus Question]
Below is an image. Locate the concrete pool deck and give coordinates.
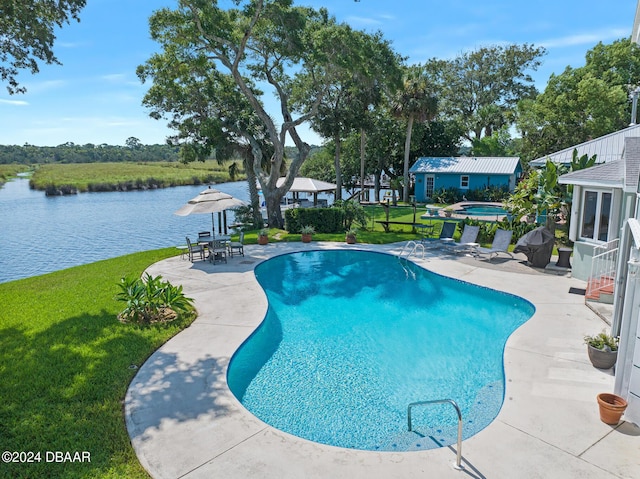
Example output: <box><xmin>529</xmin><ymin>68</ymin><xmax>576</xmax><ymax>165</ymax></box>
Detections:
<box><xmin>125</xmin><ymin>242</ymin><xmax>640</xmax><ymax>479</ymax></box>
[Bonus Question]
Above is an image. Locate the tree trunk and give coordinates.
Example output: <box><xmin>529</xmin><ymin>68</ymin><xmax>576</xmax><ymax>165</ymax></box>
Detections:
<box><xmin>334</xmin><ymin>135</ymin><xmax>342</xmax><ymax>201</ymax></box>
<box><xmin>360</xmin><ymin>128</ymin><xmax>366</xmax><ymax>202</ymax></box>
<box><xmin>264</xmin><ymin>189</ymin><xmax>284</xmax><ymax>229</ymax></box>
<box><xmin>402</xmin><ymin>115</ymin><xmax>414</xmax><ymax>203</ymax></box>
<box><xmin>244</xmin><ymin>163</ymin><xmax>263</xmax><ymax>228</ymax></box>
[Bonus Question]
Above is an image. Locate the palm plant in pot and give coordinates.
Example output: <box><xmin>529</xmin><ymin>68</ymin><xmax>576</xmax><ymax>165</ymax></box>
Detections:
<box><xmin>345</xmin><ymin>228</ymin><xmax>357</xmax><ymax>244</ymax></box>
<box><xmin>584</xmin><ymin>331</ymin><xmax>618</xmax><ymax>369</ymax></box>
<box><xmin>300</xmin><ymin>225</ymin><xmax>315</xmax><ymax>243</ymax></box>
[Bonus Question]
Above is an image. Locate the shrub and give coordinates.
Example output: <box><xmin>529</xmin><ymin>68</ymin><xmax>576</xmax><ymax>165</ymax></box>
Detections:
<box><xmin>116</xmin><ymin>273</ymin><xmax>195</xmax><ymax>324</ymax></box>
<box><xmin>285</xmin><ymin>207</ymin><xmax>344</xmax><ymax>233</ymax></box>
<box><xmin>333</xmin><ymin>199</ymin><xmax>367</xmax><ymax>231</ymax></box>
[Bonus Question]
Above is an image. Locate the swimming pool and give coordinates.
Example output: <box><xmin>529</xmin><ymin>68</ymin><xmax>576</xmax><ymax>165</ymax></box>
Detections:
<box><xmin>227</xmin><ymin>250</ymin><xmax>534</xmax><ymax>451</ymax></box>
<box><xmin>460</xmin><ymin>205</ymin><xmax>508</xmax><ymax>217</ymax></box>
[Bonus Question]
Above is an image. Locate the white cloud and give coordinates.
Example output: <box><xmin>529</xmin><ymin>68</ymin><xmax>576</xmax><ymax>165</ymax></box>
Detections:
<box><xmin>345</xmin><ymin>15</ymin><xmax>383</xmax><ymax>26</ymax></box>
<box><xmin>540</xmin><ymin>28</ymin><xmax>630</xmax><ymax>48</ymax></box>
<box><xmin>0</xmin><ymin>99</ymin><xmax>28</xmax><ymax>106</ymax></box>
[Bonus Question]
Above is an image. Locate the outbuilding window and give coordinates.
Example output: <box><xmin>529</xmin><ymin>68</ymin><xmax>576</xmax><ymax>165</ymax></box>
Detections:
<box><xmin>460</xmin><ymin>175</ymin><xmax>469</xmax><ymax>189</ymax></box>
<box><xmin>580</xmin><ymin>190</ymin><xmax>612</xmax><ymax>242</ymax></box>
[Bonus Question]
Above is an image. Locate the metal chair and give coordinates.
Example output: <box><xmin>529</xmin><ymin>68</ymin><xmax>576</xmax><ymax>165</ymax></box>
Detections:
<box><xmin>228</xmin><ymin>232</ymin><xmax>244</xmax><ymax>257</ymax></box>
<box><xmin>208</xmin><ymin>239</ymin><xmax>228</xmax><ymax>264</ymax></box>
<box><xmin>185</xmin><ymin>237</ymin><xmax>205</xmax><ymax>262</ymax></box>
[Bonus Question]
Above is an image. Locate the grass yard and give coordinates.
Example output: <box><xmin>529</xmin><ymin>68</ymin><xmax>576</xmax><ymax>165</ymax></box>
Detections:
<box><xmin>0</xmin><ymin>248</ymin><xmax>193</xmax><ymax>479</ymax></box>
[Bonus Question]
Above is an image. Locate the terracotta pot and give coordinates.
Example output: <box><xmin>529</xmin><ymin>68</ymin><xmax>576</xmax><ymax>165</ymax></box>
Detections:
<box><xmin>301</xmin><ymin>233</ymin><xmax>312</xmax><ymax>243</ymax></box>
<box><xmin>597</xmin><ymin>393</ymin><xmax>627</xmax><ymax>425</ymax></box>
<box><xmin>587</xmin><ymin>345</ymin><xmax>617</xmax><ymax>369</ymax></box>
<box><xmin>346</xmin><ymin>235</ymin><xmax>356</xmax><ymax>244</ymax></box>
<box><xmin>258</xmin><ymin>235</ymin><xmax>268</xmax><ymax>245</ymax></box>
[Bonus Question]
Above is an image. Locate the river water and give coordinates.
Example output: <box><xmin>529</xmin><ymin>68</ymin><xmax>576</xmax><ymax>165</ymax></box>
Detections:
<box><xmin>0</xmin><ymin>177</ymin><xmax>252</xmax><ymax>284</ymax></box>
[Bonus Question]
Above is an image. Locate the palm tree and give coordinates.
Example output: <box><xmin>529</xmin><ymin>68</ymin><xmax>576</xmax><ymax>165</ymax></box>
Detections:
<box><xmin>391</xmin><ymin>65</ymin><xmax>438</xmax><ymax>203</ymax></box>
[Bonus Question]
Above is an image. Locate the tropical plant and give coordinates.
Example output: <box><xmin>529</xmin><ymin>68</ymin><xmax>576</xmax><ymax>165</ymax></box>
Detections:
<box><xmin>259</xmin><ymin>228</ymin><xmax>269</xmax><ymax>237</ymax></box>
<box><xmin>300</xmin><ymin>225</ymin><xmax>316</xmax><ymax>235</ymax></box>
<box><xmin>391</xmin><ymin>64</ymin><xmax>439</xmax><ymax>203</ymax></box>
<box><xmin>584</xmin><ymin>332</ymin><xmax>618</xmax><ymax>352</ymax></box>
<box><xmin>116</xmin><ymin>273</ymin><xmax>194</xmax><ymax>324</ymax></box>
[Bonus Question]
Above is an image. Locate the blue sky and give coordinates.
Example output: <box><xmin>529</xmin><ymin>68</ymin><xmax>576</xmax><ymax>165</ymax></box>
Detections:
<box><xmin>0</xmin><ymin>0</ymin><xmax>636</xmax><ymax>147</ymax></box>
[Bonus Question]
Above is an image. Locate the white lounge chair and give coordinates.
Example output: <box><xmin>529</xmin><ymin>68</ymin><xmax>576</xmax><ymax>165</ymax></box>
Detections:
<box><xmin>444</xmin><ymin>224</ymin><xmax>480</xmax><ymax>255</ymax></box>
<box><xmin>475</xmin><ymin>229</ymin><xmax>513</xmax><ymax>260</ymax></box>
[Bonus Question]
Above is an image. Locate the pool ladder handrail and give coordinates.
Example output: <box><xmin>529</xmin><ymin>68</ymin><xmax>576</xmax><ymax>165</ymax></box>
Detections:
<box><xmin>407</xmin><ymin>398</ymin><xmax>464</xmax><ymax>470</ymax></box>
<box><xmin>399</xmin><ymin>241</ymin><xmax>425</xmax><ymax>260</ymax></box>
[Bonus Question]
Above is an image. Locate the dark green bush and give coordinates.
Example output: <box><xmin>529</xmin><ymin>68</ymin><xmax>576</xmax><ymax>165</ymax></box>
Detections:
<box><xmin>285</xmin><ymin>207</ymin><xmax>344</xmax><ymax>233</ymax></box>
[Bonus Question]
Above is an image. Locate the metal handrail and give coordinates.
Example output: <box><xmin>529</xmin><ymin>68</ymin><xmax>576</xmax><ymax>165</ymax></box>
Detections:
<box><xmin>586</xmin><ymin>238</ymin><xmax>619</xmax><ymax>300</ymax></box>
<box><xmin>399</xmin><ymin>241</ymin><xmax>425</xmax><ymax>260</ymax></box>
<box><xmin>407</xmin><ymin>399</ymin><xmax>464</xmax><ymax>470</ymax></box>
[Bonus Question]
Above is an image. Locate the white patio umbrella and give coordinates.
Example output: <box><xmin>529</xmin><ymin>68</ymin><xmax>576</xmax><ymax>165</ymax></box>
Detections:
<box><xmin>174</xmin><ymin>187</ymin><xmax>247</xmax><ymax>234</ymax></box>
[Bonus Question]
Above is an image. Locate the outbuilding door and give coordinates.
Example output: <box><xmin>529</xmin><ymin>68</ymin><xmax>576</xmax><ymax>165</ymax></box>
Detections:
<box><xmin>424</xmin><ymin>175</ymin><xmax>434</xmax><ymax>200</ymax></box>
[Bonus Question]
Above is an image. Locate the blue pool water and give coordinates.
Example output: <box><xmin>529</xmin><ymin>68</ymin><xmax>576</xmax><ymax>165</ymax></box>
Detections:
<box><xmin>227</xmin><ymin>250</ymin><xmax>534</xmax><ymax>451</ymax></box>
<box><xmin>461</xmin><ymin>205</ymin><xmax>508</xmax><ymax>217</ymax></box>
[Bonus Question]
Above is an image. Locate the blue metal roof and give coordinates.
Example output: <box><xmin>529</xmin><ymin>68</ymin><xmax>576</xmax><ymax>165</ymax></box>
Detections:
<box><xmin>409</xmin><ymin>156</ymin><xmax>521</xmax><ymax>175</ymax></box>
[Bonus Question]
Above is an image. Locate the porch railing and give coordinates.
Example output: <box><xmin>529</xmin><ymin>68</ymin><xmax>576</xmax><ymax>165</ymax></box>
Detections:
<box><xmin>586</xmin><ymin>239</ymin><xmax>619</xmax><ymax>302</ymax></box>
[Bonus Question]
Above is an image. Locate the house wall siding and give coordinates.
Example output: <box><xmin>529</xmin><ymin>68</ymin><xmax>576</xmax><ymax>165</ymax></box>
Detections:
<box><xmin>414</xmin><ymin>173</ymin><xmax>513</xmax><ymax>202</ymax></box>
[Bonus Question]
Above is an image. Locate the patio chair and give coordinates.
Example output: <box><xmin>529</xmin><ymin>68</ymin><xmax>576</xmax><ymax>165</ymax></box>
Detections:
<box><xmin>186</xmin><ymin>236</ymin><xmax>205</xmax><ymax>262</ymax></box>
<box><xmin>228</xmin><ymin>232</ymin><xmax>244</xmax><ymax>257</ymax></box>
<box><xmin>475</xmin><ymin>229</ymin><xmax>514</xmax><ymax>261</ymax></box>
<box><xmin>208</xmin><ymin>239</ymin><xmax>228</xmax><ymax>264</ymax></box>
<box><xmin>443</xmin><ymin>224</ymin><xmax>480</xmax><ymax>255</ymax></box>
<box><xmin>422</xmin><ymin>221</ymin><xmax>457</xmax><ymax>248</ymax></box>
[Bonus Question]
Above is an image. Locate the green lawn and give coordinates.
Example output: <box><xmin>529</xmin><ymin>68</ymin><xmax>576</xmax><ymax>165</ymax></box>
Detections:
<box><xmin>0</xmin><ymin>248</ymin><xmax>192</xmax><ymax>479</ymax></box>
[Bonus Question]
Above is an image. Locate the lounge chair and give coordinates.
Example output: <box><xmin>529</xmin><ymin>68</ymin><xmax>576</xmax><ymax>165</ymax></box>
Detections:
<box><xmin>186</xmin><ymin>236</ymin><xmax>205</xmax><ymax>262</ymax></box>
<box><xmin>423</xmin><ymin>221</ymin><xmax>457</xmax><ymax>247</ymax></box>
<box><xmin>443</xmin><ymin>224</ymin><xmax>480</xmax><ymax>255</ymax></box>
<box><xmin>208</xmin><ymin>239</ymin><xmax>228</xmax><ymax>264</ymax></box>
<box><xmin>475</xmin><ymin>229</ymin><xmax>514</xmax><ymax>260</ymax></box>
<box><xmin>228</xmin><ymin>232</ymin><xmax>244</xmax><ymax>257</ymax></box>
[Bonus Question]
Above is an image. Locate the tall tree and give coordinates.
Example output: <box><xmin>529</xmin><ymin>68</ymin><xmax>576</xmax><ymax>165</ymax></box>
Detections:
<box><xmin>302</xmin><ymin>28</ymin><xmax>402</xmax><ymax>201</ymax></box>
<box><xmin>0</xmin><ymin>0</ymin><xmax>86</xmax><ymax>94</ymax></box>
<box><xmin>391</xmin><ymin>64</ymin><xmax>438</xmax><ymax>203</ymax></box>
<box><xmin>517</xmin><ymin>39</ymin><xmax>640</xmax><ymax>162</ymax></box>
<box><xmin>428</xmin><ymin>44</ymin><xmax>545</xmax><ymax>142</ymax></box>
<box><xmin>139</xmin><ymin>0</ymin><xmax>384</xmax><ymax>228</ymax></box>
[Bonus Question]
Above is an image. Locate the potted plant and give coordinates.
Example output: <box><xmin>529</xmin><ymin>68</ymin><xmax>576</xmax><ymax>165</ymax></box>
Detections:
<box><xmin>301</xmin><ymin>225</ymin><xmax>315</xmax><ymax>243</ymax></box>
<box><xmin>345</xmin><ymin>228</ymin><xmax>357</xmax><ymax>244</ymax></box>
<box><xmin>596</xmin><ymin>392</ymin><xmax>628</xmax><ymax>425</ymax></box>
<box><xmin>584</xmin><ymin>332</ymin><xmax>618</xmax><ymax>369</ymax></box>
<box><xmin>443</xmin><ymin>207</ymin><xmax>453</xmax><ymax>217</ymax></box>
<box><xmin>258</xmin><ymin>228</ymin><xmax>269</xmax><ymax>245</ymax></box>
